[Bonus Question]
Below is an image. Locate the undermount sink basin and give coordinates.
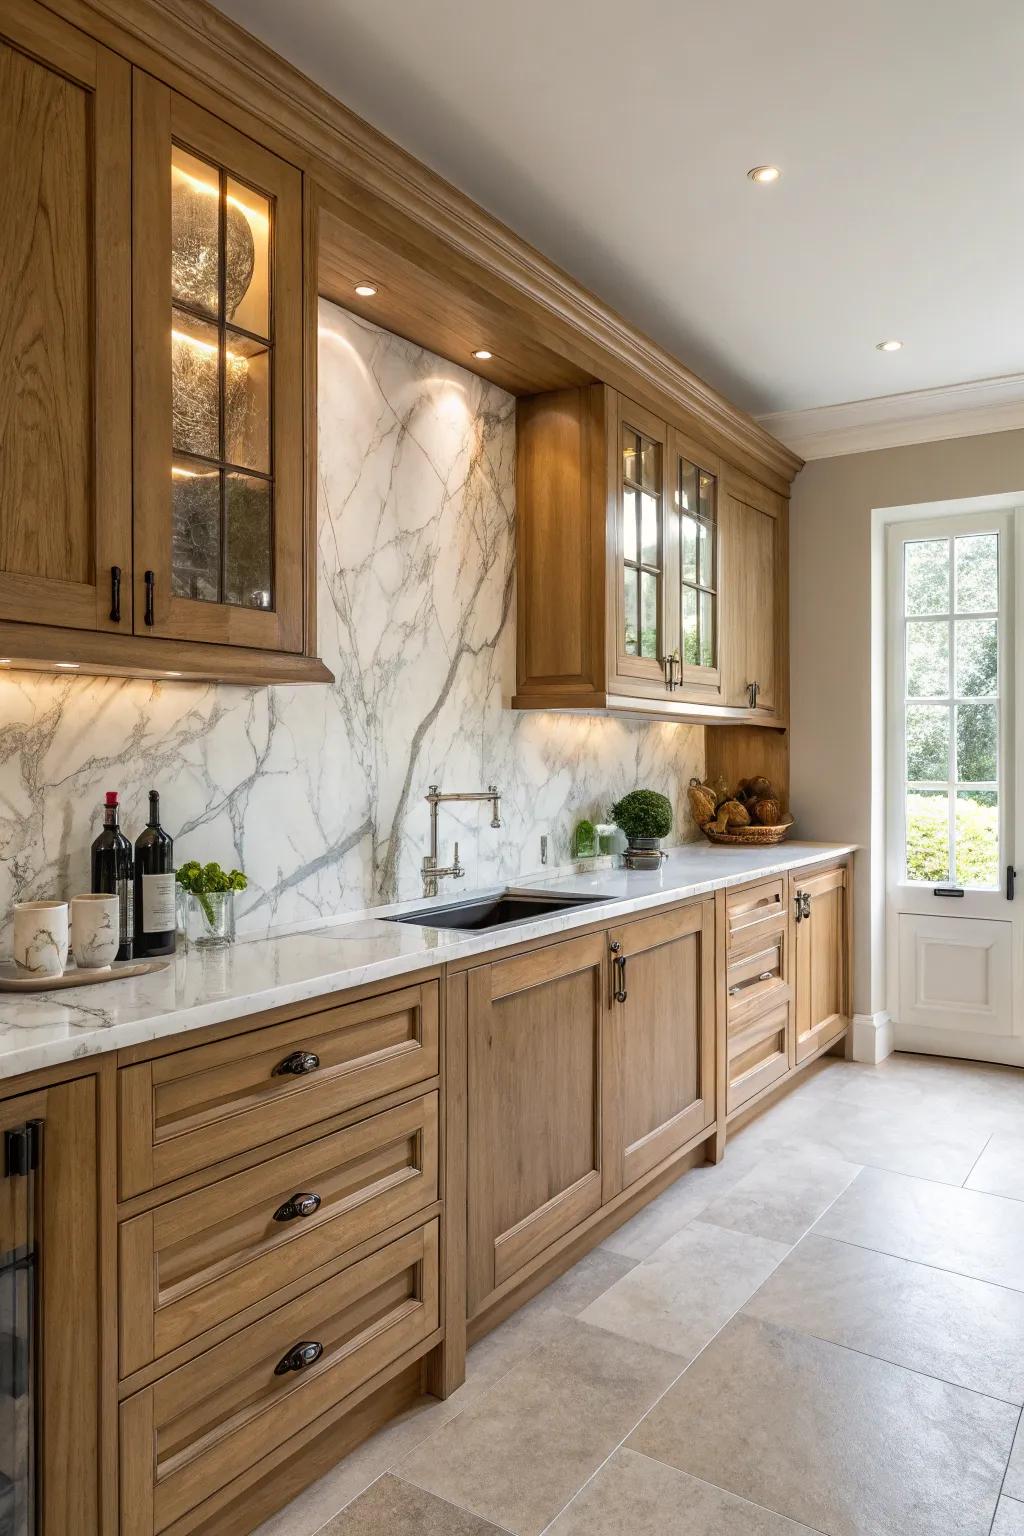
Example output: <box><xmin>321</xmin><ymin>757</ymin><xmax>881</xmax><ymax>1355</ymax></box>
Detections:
<box><xmin>384</xmin><ymin>889</ymin><xmax>609</xmax><ymax>933</ymax></box>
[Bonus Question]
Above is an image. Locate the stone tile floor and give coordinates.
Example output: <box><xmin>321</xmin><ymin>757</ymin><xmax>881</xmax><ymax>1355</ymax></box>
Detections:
<box><xmin>257</xmin><ymin>1052</ymin><xmax>1024</xmax><ymax>1536</ymax></box>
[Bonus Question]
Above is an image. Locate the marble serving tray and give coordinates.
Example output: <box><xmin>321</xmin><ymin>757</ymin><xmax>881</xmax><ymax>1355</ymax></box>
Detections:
<box><xmin>0</xmin><ymin>958</ymin><xmax>170</xmax><ymax>992</ymax></box>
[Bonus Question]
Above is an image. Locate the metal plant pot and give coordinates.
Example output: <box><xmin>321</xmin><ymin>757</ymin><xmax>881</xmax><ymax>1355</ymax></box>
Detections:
<box><xmin>622</xmin><ymin>836</ymin><xmax>667</xmax><ymax>871</ymax></box>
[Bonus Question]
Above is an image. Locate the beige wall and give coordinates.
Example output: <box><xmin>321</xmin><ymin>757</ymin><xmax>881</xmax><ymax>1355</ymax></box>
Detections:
<box><xmin>790</xmin><ymin>428</ymin><xmax>1024</xmax><ymax>1017</ymax></box>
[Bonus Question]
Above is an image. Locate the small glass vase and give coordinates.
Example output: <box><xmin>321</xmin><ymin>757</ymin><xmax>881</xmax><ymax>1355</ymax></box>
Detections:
<box><xmin>180</xmin><ymin>889</ymin><xmax>236</xmax><ymax>949</ymax></box>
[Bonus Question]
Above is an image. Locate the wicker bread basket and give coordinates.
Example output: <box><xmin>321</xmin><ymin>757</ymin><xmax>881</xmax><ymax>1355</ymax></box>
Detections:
<box><xmin>701</xmin><ymin>818</ymin><xmax>794</xmax><ymax>847</ymax></box>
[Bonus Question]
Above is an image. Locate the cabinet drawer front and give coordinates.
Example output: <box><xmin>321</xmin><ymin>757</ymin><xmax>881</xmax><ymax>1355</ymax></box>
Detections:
<box><xmin>119</xmin><ymin>1093</ymin><xmax>438</xmax><ymax>1376</ymax></box>
<box><xmin>120</xmin><ymin>1220</ymin><xmax>439</xmax><ymax>1534</ymax></box>
<box><xmin>727</xmin><ymin>879</ymin><xmax>786</xmax><ymax>945</ymax></box>
<box><xmin>726</xmin><ymin>934</ymin><xmax>787</xmax><ymax>1025</ymax></box>
<box><xmin>118</xmin><ymin>982</ymin><xmax>439</xmax><ymax>1198</ymax></box>
<box><xmin>727</xmin><ymin>1005</ymin><xmax>790</xmax><ymax>1114</ymax></box>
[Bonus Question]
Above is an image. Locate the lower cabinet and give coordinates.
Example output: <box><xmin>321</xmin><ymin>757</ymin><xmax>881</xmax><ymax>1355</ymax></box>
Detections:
<box><xmin>605</xmin><ymin>902</ymin><xmax>715</xmax><ymax>1196</ymax></box>
<box><xmin>794</xmin><ymin>864</ymin><xmax>850</xmax><ymax>1064</ymax></box>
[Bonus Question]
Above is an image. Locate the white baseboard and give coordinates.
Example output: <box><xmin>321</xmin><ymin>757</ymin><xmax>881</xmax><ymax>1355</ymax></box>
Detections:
<box><xmin>851</xmin><ymin>1011</ymin><xmax>894</xmax><ymax>1064</ymax></box>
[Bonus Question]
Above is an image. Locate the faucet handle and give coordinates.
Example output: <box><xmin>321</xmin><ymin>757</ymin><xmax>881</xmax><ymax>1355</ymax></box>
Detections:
<box><xmin>452</xmin><ymin>841</ymin><xmax>465</xmax><ymax>878</ymax></box>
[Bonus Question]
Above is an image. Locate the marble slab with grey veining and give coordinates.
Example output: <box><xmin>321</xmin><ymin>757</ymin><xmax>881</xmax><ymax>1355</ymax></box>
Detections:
<box><xmin>0</xmin><ymin>841</ymin><xmax>853</xmax><ymax>1079</ymax></box>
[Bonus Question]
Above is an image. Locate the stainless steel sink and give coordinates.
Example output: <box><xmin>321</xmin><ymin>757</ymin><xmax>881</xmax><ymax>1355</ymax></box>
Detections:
<box><xmin>383</xmin><ymin>889</ymin><xmax>608</xmax><ymax>933</ymax></box>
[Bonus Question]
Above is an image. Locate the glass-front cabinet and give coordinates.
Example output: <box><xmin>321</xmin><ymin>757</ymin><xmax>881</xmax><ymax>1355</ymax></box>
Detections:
<box><xmin>672</xmin><ymin>433</ymin><xmax>721</xmax><ymax>700</ymax></box>
<box><xmin>133</xmin><ymin>79</ymin><xmax>305</xmax><ymax>652</ymax></box>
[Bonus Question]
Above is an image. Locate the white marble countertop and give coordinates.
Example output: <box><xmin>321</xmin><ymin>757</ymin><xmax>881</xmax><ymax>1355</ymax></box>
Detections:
<box><xmin>0</xmin><ymin>841</ymin><xmax>854</xmax><ymax>1080</ymax></box>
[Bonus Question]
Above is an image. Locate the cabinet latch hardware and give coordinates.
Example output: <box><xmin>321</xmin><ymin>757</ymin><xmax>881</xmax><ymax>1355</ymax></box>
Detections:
<box><xmin>273</xmin><ymin>1192</ymin><xmax>322</xmax><ymax>1222</ymax></box>
<box><xmin>747</xmin><ymin>680</ymin><xmax>760</xmax><ymax>709</ymax></box>
<box><xmin>144</xmin><ymin>569</ymin><xmax>155</xmax><ymax>626</ymax></box>
<box><xmin>794</xmin><ymin>890</ymin><xmax>803</xmax><ymax>923</ymax></box>
<box><xmin>274</xmin><ymin>1340</ymin><xmax>323</xmax><ymax>1376</ymax></box>
<box><xmin>663</xmin><ymin>651</ymin><xmax>681</xmax><ymax>692</ymax></box>
<box><xmin>4</xmin><ymin>1120</ymin><xmax>41</xmax><ymax>1179</ymax></box>
<box><xmin>271</xmin><ymin>1050</ymin><xmax>320</xmax><ymax>1078</ymax></box>
<box><xmin>800</xmin><ymin>891</ymin><xmax>811</xmax><ymax>919</ymax></box>
<box><xmin>110</xmin><ymin>565</ymin><xmax>122</xmax><ymax>623</ymax></box>
<box><xmin>610</xmin><ymin>941</ymin><xmax>628</xmax><ymax>1003</ymax></box>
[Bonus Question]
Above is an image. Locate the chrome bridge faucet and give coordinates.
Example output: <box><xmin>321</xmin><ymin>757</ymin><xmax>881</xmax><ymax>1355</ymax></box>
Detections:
<box><xmin>422</xmin><ymin>784</ymin><xmax>502</xmax><ymax>897</ymax></box>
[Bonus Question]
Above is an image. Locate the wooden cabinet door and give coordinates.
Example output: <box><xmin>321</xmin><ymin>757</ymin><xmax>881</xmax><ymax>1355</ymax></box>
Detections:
<box><xmin>0</xmin><ymin>1077</ymin><xmax>98</xmax><ymax>1534</ymax></box>
<box><xmin>668</xmin><ymin>429</ymin><xmax>723</xmax><ymax>703</ymax></box>
<box><xmin>720</xmin><ymin>479</ymin><xmax>783</xmax><ymax>715</ymax></box>
<box><xmin>794</xmin><ymin>865</ymin><xmax>849</xmax><ymax>1064</ymax></box>
<box><xmin>133</xmin><ymin>74</ymin><xmax>304</xmax><ymax>652</ymax></box>
<box><xmin>608</xmin><ymin>394</ymin><xmax>673</xmax><ymax>699</ymax></box>
<box><xmin>605</xmin><ymin>901</ymin><xmax>715</xmax><ymax>1196</ymax></box>
<box><xmin>0</xmin><ymin>2</ymin><xmax>131</xmax><ymax>632</ymax></box>
<box><xmin>466</xmin><ymin>934</ymin><xmax>606</xmax><ymax>1316</ymax></box>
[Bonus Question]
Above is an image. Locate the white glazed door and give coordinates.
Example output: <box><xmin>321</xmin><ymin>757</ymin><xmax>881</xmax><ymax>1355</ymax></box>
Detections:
<box><xmin>887</xmin><ymin>512</ymin><xmax>1024</xmax><ymax>1061</ymax></box>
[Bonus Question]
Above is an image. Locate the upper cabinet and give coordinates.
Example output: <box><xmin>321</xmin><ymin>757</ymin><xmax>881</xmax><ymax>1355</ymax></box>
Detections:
<box><xmin>514</xmin><ymin>383</ymin><xmax>784</xmax><ymax>724</ymax></box>
<box><xmin>0</xmin><ymin>3</ymin><xmax>329</xmax><ymax>684</ymax></box>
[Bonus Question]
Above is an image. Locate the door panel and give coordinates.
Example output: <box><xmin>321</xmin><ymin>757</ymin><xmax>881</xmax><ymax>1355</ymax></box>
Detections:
<box><xmin>609</xmin><ymin>395</ymin><xmax>672</xmax><ymax>698</ymax></box>
<box><xmin>0</xmin><ymin>3</ymin><xmax>131</xmax><ymax>631</ymax></box>
<box><xmin>794</xmin><ymin>866</ymin><xmax>849</xmax><ymax>1063</ymax></box>
<box><xmin>898</xmin><ymin>914</ymin><xmax>1013</xmax><ymax>1037</ymax></box>
<box><xmin>721</xmin><ymin>492</ymin><xmax>778</xmax><ymax>713</ymax></box>
<box><xmin>466</xmin><ymin>934</ymin><xmax>605</xmax><ymax>1316</ymax></box>
<box><xmin>605</xmin><ymin>901</ymin><xmax>715</xmax><ymax>1195</ymax></box>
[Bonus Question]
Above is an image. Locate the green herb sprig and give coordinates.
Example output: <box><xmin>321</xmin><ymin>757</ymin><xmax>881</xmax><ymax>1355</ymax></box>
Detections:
<box><xmin>176</xmin><ymin>861</ymin><xmax>248</xmax><ymax>924</ymax></box>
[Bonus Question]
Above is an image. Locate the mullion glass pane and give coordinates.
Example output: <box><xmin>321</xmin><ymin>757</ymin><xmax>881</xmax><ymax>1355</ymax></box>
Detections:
<box><xmin>955</xmin><ymin>619</ymin><xmax>997</xmax><ymax>697</ymax></box>
<box><xmin>225</xmin><ymin>179</ymin><xmax>270</xmax><ymax>338</ymax></box>
<box><xmin>906</xmin><ymin>704</ymin><xmax>950</xmax><ymax>781</ymax></box>
<box><xmin>171</xmin><ymin>309</ymin><xmax>221</xmax><ymax>460</ymax></box>
<box><xmin>956</xmin><ymin>701</ymin><xmax>997</xmax><ymax>782</ymax></box>
<box><xmin>623</xmin><ymin>488</ymin><xmax>638</xmax><ymax>564</ymax></box>
<box><xmin>640</xmin><ymin>438</ymin><xmax>659</xmax><ymax>493</ymax></box>
<box><xmin>171</xmin><ymin>147</ymin><xmax>221</xmax><ymax>318</ymax></box>
<box><xmin>955</xmin><ymin>790</ymin><xmax>998</xmax><ymax>886</ymax></box>
<box><xmin>171</xmin><ymin>458</ymin><xmax>221</xmax><ymax>601</ymax></box>
<box><xmin>697</xmin><ymin>520</ymin><xmax>712</xmax><ymax>586</ymax></box>
<box><xmin>699</xmin><ymin>590</ymin><xmax>714</xmax><ymax>668</ymax></box>
<box><xmin>225</xmin><ymin>332</ymin><xmax>270</xmax><ymax>474</ymax></box>
<box><xmin>682</xmin><ymin>586</ymin><xmax>698</xmax><ymax>665</ymax></box>
<box><xmin>906</xmin><ymin>791</ymin><xmax>950</xmax><ymax>882</ymax></box>
<box><xmin>640</xmin><ymin>493</ymin><xmax>658</xmax><ymax>566</ymax></box>
<box><xmin>622</xmin><ymin>430</ymin><xmax>639</xmax><ymax>485</ymax></box>
<box><xmin>905</xmin><ymin>539</ymin><xmax>950</xmax><ymax>615</ymax></box>
<box><xmin>699</xmin><ymin>471</ymin><xmax>714</xmax><ymax>520</ymax></box>
<box><xmin>640</xmin><ymin>571</ymin><xmax>658</xmax><ymax>658</ymax></box>
<box><xmin>906</xmin><ymin>621</ymin><xmax>949</xmax><ymax>698</ymax></box>
<box><xmin>955</xmin><ymin>534</ymin><xmax>997</xmax><ymax>612</ymax></box>
<box><xmin>623</xmin><ymin>567</ymin><xmax>638</xmax><ymax>655</ymax></box>
<box><xmin>679</xmin><ymin>460</ymin><xmax>698</xmax><ymax>512</ymax></box>
<box><xmin>224</xmin><ymin>473</ymin><xmax>272</xmax><ymax>608</ymax></box>
<box><xmin>681</xmin><ymin>516</ymin><xmax>698</xmax><ymax>583</ymax></box>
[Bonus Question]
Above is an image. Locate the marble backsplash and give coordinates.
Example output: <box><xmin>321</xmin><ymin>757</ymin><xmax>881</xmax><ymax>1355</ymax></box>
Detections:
<box><xmin>0</xmin><ymin>302</ymin><xmax>702</xmax><ymax>941</ymax></box>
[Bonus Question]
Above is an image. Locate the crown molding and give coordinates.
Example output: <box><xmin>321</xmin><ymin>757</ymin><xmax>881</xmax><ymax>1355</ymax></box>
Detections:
<box><xmin>757</xmin><ymin>374</ymin><xmax>1024</xmax><ymax>461</ymax></box>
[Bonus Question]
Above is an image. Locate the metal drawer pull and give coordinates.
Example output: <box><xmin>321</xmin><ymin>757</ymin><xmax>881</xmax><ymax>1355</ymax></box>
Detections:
<box><xmin>729</xmin><ymin>970</ymin><xmax>776</xmax><ymax>998</ymax></box>
<box><xmin>144</xmin><ymin>569</ymin><xmax>155</xmax><ymax>627</ymax></box>
<box><xmin>273</xmin><ymin>1191</ymin><xmax>322</xmax><ymax>1222</ymax></box>
<box><xmin>758</xmin><ymin>971</ymin><xmax>774</xmax><ymax>982</ymax></box>
<box><xmin>274</xmin><ymin>1340</ymin><xmax>323</xmax><ymax>1376</ymax></box>
<box><xmin>271</xmin><ymin>1050</ymin><xmax>320</xmax><ymax>1078</ymax></box>
<box><xmin>728</xmin><ymin>984</ymin><xmax>741</xmax><ymax>996</ymax></box>
<box><xmin>110</xmin><ymin>565</ymin><xmax>122</xmax><ymax>623</ymax></box>
<box><xmin>800</xmin><ymin>892</ymin><xmax>811</xmax><ymax>919</ymax></box>
<box><xmin>609</xmin><ymin>941</ymin><xmax>628</xmax><ymax>1003</ymax></box>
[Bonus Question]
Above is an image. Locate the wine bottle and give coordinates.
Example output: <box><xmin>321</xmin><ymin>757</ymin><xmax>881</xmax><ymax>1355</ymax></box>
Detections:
<box><xmin>134</xmin><ymin>790</ymin><xmax>176</xmax><ymax>958</ymax></box>
<box><xmin>90</xmin><ymin>791</ymin><xmax>134</xmax><ymax>962</ymax></box>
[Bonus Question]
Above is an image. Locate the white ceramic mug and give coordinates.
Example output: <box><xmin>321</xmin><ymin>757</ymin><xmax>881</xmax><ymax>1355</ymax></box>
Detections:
<box><xmin>71</xmin><ymin>893</ymin><xmax>120</xmax><ymax>970</ymax></box>
<box><xmin>12</xmin><ymin>900</ymin><xmax>69</xmax><ymax>977</ymax></box>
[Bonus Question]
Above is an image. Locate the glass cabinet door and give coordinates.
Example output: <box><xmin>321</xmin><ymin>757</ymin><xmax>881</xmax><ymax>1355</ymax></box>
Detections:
<box><xmin>674</xmin><ymin>441</ymin><xmax>721</xmax><ymax>697</ymax></box>
<box><xmin>134</xmin><ymin>80</ymin><xmax>305</xmax><ymax>653</ymax></box>
<box><xmin>614</xmin><ymin>398</ymin><xmax>671</xmax><ymax>695</ymax></box>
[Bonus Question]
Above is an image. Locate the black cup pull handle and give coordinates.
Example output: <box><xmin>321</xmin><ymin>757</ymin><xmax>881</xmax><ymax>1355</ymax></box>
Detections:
<box><xmin>144</xmin><ymin>570</ymin><xmax>155</xmax><ymax>626</ymax></box>
<box><xmin>110</xmin><ymin>566</ymin><xmax>121</xmax><ymax>623</ymax></box>
<box><xmin>273</xmin><ymin>1191</ymin><xmax>322</xmax><ymax>1222</ymax></box>
<box><xmin>271</xmin><ymin>1050</ymin><xmax>320</xmax><ymax>1078</ymax></box>
<box><xmin>274</xmin><ymin>1340</ymin><xmax>323</xmax><ymax>1376</ymax></box>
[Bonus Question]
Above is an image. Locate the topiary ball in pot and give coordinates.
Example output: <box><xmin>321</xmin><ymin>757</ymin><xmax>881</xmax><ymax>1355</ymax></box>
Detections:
<box><xmin>610</xmin><ymin>789</ymin><xmax>673</xmax><ymax>870</ymax></box>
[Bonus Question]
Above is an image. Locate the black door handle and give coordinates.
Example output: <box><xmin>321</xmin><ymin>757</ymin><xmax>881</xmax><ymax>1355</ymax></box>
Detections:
<box><xmin>610</xmin><ymin>942</ymin><xmax>628</xmax><ymax>1004</ymax></box>
<box><xmin>110</xmin><ymin>566</ymin><xmax>122</xmax><ymax>623</ymax></box>
<box><xmin>144</xmin><ymin>570</ymin><xmax>155</xmax><ymax>626</ymax></box>
<box><xmin>271</xmin><ymin>1050</ymin><xmax>320</xmax><ymax>1078</ymax></box>
<box><xmin>274</xmin><ymin>1340</ymin><xmax>323</xmax><ymax>1376</ymax></box>
<box><xmin>273</xmin><ymin>1191</ymin><xmax>322</xmax><ymax>1222</ymax></box>
<box><xmin>1008</xmin><ymin>865</ymin><xmax>1016</xmax><ymax>901</ymax></box>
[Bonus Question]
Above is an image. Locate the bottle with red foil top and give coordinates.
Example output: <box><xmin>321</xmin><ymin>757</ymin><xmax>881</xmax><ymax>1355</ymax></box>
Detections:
<box><xmin>90</xmin><ymin>791</ymin><xmax>134</xmax><ymax>961</ymax></box>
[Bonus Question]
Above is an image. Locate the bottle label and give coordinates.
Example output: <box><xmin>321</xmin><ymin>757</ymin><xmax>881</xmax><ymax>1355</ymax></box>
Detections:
<box><xmin>142</xmin><ymin>873</ymin><xmax>176</xmax><ymax>933</ymax></box>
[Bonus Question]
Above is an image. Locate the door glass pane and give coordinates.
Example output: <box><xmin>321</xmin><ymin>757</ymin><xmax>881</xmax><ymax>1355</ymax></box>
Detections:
<box><xmin>640</xmin><ymin>571</ymin><xmax>658</xmax><ymax>658</ymax></box>
<box><xmin>906</xmin><ymin>704</ymin><xmax>949</xmax><ymax>781</ymax></box>
<box><xmin>906</xmin><ymin>791</ymin><xmax>949</xmax><ymax>882</ymax></box>
<box><xmin>224</xmin><ymin>474</ymin><xmax>272</xmax><ymax>608</ymax></box>
<box><xmin>699</xmin><ymin>589</ymin><xmax>715</xmax><ymax>668</ymax></box>
<box><xmin>640</xmin><ymin>494</ymin><xmax>658</xmax><ymax>565</ymax></box>
<box><xmin>171</xmin><ymin>147</ymin><xmax>220</xmax><ymax>318</ymax></box>
<box><xmin>955</xmin><ymin>619</ymin><xmax>997</xmax><ymax>698</ymax></box>
<box><xmin>905</xmin><ymin>539</ymin><xmax>949</xmax><ymax>615</ymax></box>
<box><xmin>681</xmin><ymin>516</ymin><xmax>698</xmax><ymax>583</ymax></box>
<box><xmin>955</xmin><ymin>534</ymin><xmax>998</xmax><ymax>613</ymax></box>
<box><xmin>622</xmin><ymin>488</ymin><xmax>637</xmax><ymax>563</ymax></box>
<box><xmin>171</xmin><ymin>310</ymin><xmax>220</xmax><ymax>460</ymax></box>
<box><xmin>171</xmin><ymin>459</ymin><xmax>221</xmax><ymax>601</ymax></box>
<box><xmin>225</xmin><ymin>333</ymin><xmax>270</xmax><ymax>473</ymax></box>
<box><xmin>225</xmin><ymin>179</ymin><xmax>270</xmax><ymax>338</ymax></box>
<box><xmin>955</xmin><ymin>790</ymin><xmax>998</xmax><ymax>886</ymax></box>
<box><xmin>697</xmin><ymin>520</ymin><xmax>712</xmax><ymax>586</ymax></box>
<box><xmin>698</xmin><ymin>471</ymin><xmax>714</xmax><ymax>519</ymax></box>
<box><xmin>956</xmin><ymin>701</ymin><xmax>997</xmax><ymax>782</ymax></box>
<box><xmin>906</xmin><ymin>621</ymin><xmax>949</xmax><ymax>698</ymax></box>
<box><xmin>678</xmin><ymin>460</ymin><xmax>698</xmax><ymax>512</ymax></box>
<box><xmin>639</xmin><ymin>438</ymin><xmax>659</xmax><ymax>493</ymax></box>
<box><xmin>622</xmin><ymin>430</ymin><xmax>639</xmax><ymax>485</ymax></box>
<box><xmin>682</xmin><ymin>586</ymin><xmax>698</xmax><ymax>665</ymax></box>
<box><xmin>623</xmin><ymin>567</ymin><xmax>638</xmax><ymax>655</ymax></box>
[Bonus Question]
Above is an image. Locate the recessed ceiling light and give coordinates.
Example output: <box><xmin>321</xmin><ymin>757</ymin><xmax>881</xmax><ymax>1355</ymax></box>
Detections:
<box><xmin>353</xmin><ymin>283</ymin><xmax>377</xmax><ymax>298</ymax></box>
<box><xmin>472</xmin><ymin>349</ymin><xmax>493</xmax><ymax>361</ymax></box>
<box><xmin>876</xmin><ymin>339</ymin><xmax>904</xmax><ymax>352</ymax></box>
<box><xmin>747</xmin><ymin>165</ymin><xmax>780</xmax><ymax>184</ymax></box>
<box><xmin>55</xmin><ymin>662</ymin><xmax>79</xmax><ymax>670</ymax></box>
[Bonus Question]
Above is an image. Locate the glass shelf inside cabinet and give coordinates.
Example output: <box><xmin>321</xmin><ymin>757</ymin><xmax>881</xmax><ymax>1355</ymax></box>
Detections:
<box><xmin>169</xmin><ymin>146</ymin><xmax>274</xmax><ymax>610</ymax></box>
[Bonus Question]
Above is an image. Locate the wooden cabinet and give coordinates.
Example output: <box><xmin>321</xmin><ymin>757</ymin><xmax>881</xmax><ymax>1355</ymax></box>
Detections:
<box><xmin>0</xmin><ymin>0</ymin><xmax>131</xmax><ymax>634</ymax></box>
<box><xmin>605</xmin><ymin>902</ymin><xmax>715</xmax><ymax>1194</ymax></box>
<box><xmin>465</xmin><ymin>933</ymin><xmax>606</xmax><ymax>1317</ymax></box>
<box><xmin>514</xmin><ymin>383</ymin><xmax>782</xmax><ymax>722</ymax></box>
<box><xmin>0</xmin><ymin>16</ymin><xmax>328</xmax><ymax>684</ymax></box>
<box><xmin>0</xmin><ymin>1075</ymin><xmax>99</xmax><ymax>1533</ymax></box>
<box><xmin>793</xmin><ymin>864</ymin><xmax>850</xmax><ymax>1064</ymax></box>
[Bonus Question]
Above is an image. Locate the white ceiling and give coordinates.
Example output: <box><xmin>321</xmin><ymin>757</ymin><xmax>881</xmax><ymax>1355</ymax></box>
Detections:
<box><xmin>214</xmin><ymin>0</ymin><xmax>1024</xmax><ymax>416</ymax></box>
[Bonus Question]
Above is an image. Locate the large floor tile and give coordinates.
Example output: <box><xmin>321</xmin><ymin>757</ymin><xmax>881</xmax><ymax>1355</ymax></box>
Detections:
<box><xmin>816</xmin><ymin>1165</ymin><xmax>1024</xmax><ymax>1291</ymax></box>
<box><xmin>765</xmin><ymin>1098</ymin><xmax>992</xmax><ymax>1186</ymax></box>
<box><xmin>580</xmin><ymin>1220</ymin><xmax>788</xmax><ymax>1361</ymax></box>
<box><xmin>400</xmin><ymin>1319</ymin><xmax>682</xmax><ymax>1536</ymax></box>
<box><xmin>319</xmin><ymin>1473</ymin><xmax>509</xmax><ymax>1534</ymax></box>
<box><xmin>546</xmin><ymin>1448</ymin><xmax>818</xmax><ymax>1535</ymax></box>
<box><xmin>628</xmin><ymin>1313</ymin><xmax>1016</xmax><ymax>1536</ymax></box>
<box><xmin>993</xmin><ymin>1497</ymin><xmax>1024</xmax><ymax>1536</ymax></box>
<box><xmin>599</xmin><ymin>1153</ymin><xmax>761</xmax><ymax>1261</ymax></box>
<box><xmin>745</xmin><ymin>1232</ymin><xmax>1024</xmax><ymax>1403</ymax></box>
<box><xmin>966</xmin><ymin>1133</ymin><xmax>1024</xmax><ymax>1202</ymax></box>
<box><xmin>1005</xmin><ymin>1417</ymin><xmax>1024</xmax><ymax>1501</ymax></box>
<box><xmin>699</xmin><ymin>1148</ymin><xmax>859</xmax><ymax>1245</ymax></box>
